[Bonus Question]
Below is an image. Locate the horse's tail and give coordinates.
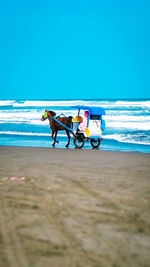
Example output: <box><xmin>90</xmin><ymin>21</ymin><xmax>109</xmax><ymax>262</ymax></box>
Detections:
<box><xmin>67</xmin><ymin>116</ymin><xmax>73</xmax><ymax>128</ymax></box>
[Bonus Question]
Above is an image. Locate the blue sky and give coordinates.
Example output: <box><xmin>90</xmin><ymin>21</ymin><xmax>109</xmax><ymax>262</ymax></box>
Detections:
<box><xmin>0</xmin><ymin>0</ymin><xmax>150</xmax><ymax>99</ymax></box>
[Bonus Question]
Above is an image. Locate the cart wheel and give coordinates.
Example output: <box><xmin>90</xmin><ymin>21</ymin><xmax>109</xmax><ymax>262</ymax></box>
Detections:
<box><xmin>90</xmin><ymin>138</ymin><xmax>101</xmax><ymax>148</ymax></box>
<box><xmin>73</xmin><ymin>134</ymin><xmax>85</xmax><ymax>149</ymax></box>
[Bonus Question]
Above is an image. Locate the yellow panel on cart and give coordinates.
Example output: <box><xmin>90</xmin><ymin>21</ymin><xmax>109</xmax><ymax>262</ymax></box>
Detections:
<box><xmin>84</xmin><ymin>128</ymin><xmax>89</xmax><ymax>137</ymax></box>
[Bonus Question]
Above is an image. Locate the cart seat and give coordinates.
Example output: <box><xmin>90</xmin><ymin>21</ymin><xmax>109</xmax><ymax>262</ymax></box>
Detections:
<box><xmin>72</xmin><ymin>115</ymin><xmax>82</xmax><ymax>122</ymax></box>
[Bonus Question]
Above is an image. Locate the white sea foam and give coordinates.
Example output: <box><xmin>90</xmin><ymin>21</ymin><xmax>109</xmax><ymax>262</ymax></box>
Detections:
<box><xmin>11</xmin><ymin>100</ymin><xmax>150</xmax><ymax>109</ymax></box>
<box><xmin>0</xmin><ymin>111</ymin><xmax>40</xmax><ymax>119</ymax></box>
<box><xmin>0</xmin><ymin>131</ymin><xmax>66</xmax><ymax>137</ymax></box>
<box><xmin>107</xmin><ymin>110</ymin><xmax>149</xmax><ymax>115</ymax></box>
<box><xmin>12</xmin><ymin>100</ymin><xmax>87</xmax><ymax>107</ymax></box>
<box><xmin>0</xmin><ymin>110</ymin><xmax>77</xmax><ymax>124</ymax></box>
<box><xmin>12</xmin><ymin>100</ymin><xmax>117</xmax><ymax>108</ymax></box>
<box><xmin>104</xmin><ymin>134</ymin><xmax>150</xmax><ymax>145</ymax></box>
<box><xmin>0</xmin><ymin>100</ymin><xmax>15</xmax><ymax>106</ymax></box>
<box><xmin>106</xmin><ymin>121</ymin><xmax>150</xmax><ymax>130</ymax></box>
<box><xmin>1</xmin><ymin>99</ymin><xmax>150</xmax><ymax>109</ymax></box>
<box><xmin>115</xmin><ymin>101</ymin><xmax>150</xmax><ymax>107</ymax></box>
<box><xmin>105</xmin><ymin>115</ymin><xmax>150</xmax><ymax>122</ymax></box>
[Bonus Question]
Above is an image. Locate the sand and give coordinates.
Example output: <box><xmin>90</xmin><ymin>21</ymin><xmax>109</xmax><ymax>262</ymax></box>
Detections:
<box><xmin>0</xmin><ymin>146</ymin><xmax>150</xmax><ymax>267</ymax></box>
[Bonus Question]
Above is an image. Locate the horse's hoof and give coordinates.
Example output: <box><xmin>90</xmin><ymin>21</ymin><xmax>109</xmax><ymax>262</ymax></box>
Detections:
<box><xmin>66</xmin><ymin>145</ymin><xmax>69</xmax><ymax>148</ymax></box>
<box><xmin>52</xmin><ymin>144</ymin><xmax>55</xmax><ymax>148</ymax></box>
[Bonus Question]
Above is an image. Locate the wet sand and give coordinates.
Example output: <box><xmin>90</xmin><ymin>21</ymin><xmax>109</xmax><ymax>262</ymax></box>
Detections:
<box><xmin>0</xmin><ymin>146</ymin><xmax>150</xmax><ymax>267</ymax></box>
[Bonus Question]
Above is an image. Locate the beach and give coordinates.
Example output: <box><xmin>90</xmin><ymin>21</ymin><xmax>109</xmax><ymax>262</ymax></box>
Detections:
<box><xmin>0</xmin><ymin>146</ymin><xmax>150</xmax><ymax>267</ymax></box>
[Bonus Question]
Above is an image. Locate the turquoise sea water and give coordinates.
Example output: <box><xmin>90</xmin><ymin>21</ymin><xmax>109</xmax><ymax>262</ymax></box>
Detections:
<box><xmin>0</xmin><ymin>99</ymin><xmax>150</xmax><ymax>153</ymax></box>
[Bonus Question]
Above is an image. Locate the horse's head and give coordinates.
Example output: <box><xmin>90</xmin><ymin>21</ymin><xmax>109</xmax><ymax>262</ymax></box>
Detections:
<box><xmin>41</xmin><ymin>110</ymin><xmax>56</xmax><ymax>121</ymax></box>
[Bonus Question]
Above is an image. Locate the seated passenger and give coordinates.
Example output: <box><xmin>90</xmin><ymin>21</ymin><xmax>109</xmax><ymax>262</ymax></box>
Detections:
<box><xmin>78</xmin><ymin>111</ymin><xmax>88</xmax><ymax>131</ymax></box>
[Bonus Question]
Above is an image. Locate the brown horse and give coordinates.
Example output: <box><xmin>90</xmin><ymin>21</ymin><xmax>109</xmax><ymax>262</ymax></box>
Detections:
<box><xmin>41</xmin><ymin>110</ymin><xmax>73</xmax><ymax>148</ymax></box>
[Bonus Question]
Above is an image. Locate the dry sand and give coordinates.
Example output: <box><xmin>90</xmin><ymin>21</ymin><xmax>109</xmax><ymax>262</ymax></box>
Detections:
<box><xmin>0</xmin><ymin>146</ymin><xmax>150</xmax><ymax>267</ymax></box>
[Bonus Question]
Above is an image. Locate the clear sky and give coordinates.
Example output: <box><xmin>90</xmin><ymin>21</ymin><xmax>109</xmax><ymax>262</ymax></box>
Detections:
<box><xmin>0</xmin><ymin>0</ymin><xmax>150</xmax><ymax>100</ymax></box>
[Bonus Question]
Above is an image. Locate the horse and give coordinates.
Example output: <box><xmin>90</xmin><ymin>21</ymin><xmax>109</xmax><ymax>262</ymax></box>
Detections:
<box><xmin>41</xmin><ymin>110</ymin><xmax>73</xmax><ymax>148</ymax></box>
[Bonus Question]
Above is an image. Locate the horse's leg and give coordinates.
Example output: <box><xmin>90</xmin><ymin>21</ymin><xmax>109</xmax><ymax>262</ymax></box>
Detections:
<box><xmin>51</xmin><ymin>130</ymin><xmax>55</xmax><ymax>147</ymax></box>
<box><xmin>65</xmin><ymin>130</ymin><xmax>70</xmax><ymax>148</ymax></box>
<box><xmin>53</xmin><ymin>130</ymin><xmax>58</xmax><ymax>147</ymax></box>
<box><xmin>54</xmin><ymin>130</ymin><xmax>59</xmax><ymax>144</ymax></box>
<box><xmin>52</xmin><ymin>130</ymin><xmax>59</xmax><ymax>147</ymax></box>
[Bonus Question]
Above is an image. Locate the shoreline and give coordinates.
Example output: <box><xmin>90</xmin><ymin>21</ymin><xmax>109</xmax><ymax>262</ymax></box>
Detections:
<box><xmin>0</xmin><ymin>144</ymin><xmax>150</xmax><ymax>154</ymax></box>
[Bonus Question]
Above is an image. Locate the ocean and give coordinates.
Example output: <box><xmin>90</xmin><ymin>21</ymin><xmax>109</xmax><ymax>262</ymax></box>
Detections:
<box><xmin>0</xmin><ymin>99</ymin><xmax>150</xmax><ymax>153</ymax></box>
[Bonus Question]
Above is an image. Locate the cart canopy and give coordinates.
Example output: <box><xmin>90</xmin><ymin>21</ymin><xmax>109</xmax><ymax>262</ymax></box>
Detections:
<box><xmin>71</xmin><ymin>105</ymin><xmax>106</xmax><ymax>115</ymax></box>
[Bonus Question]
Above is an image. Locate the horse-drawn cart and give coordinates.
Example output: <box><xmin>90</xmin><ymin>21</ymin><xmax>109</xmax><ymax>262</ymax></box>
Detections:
<box><xmin>71</xmin><ymin>105</ymin><xmax>105</xmax><ymax>149</ymax></box>
<box><xmin>41</xmin><ymin>106</ymin><xmax>106</xmax><ymax>149</ymax></box>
